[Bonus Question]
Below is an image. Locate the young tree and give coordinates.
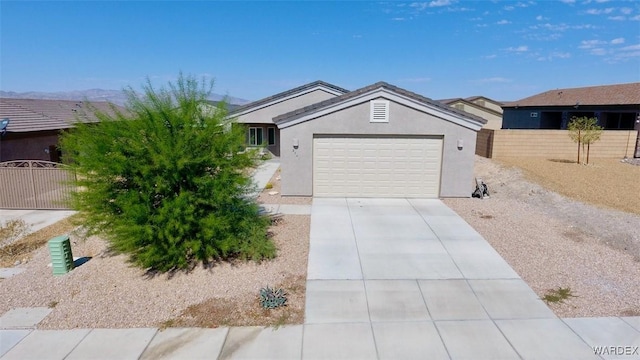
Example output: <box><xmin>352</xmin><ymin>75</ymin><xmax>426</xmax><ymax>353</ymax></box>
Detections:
<box><xmin>582</xmin><ymin>118</ymin><xmax>603</xmax><ymax>165</ymax></box>
<box><xmin>60</xmin><ymin>74</ymin><xmax>275</xmax><ymax>271</ymax></box>
<box><xmin>568</xmin><ymin>116</ymin><xmax>603</xmax><ymax>165</ymax></box>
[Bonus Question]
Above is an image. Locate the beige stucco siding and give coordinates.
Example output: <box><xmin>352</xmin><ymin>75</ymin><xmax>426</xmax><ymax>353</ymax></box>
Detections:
<box><xmin>280</xmin><ymin>100</ymin><xmax>477</xmax><ymax>197</ymax></box>
<box><xmin>460</xmin><ymin>104</ymin><xmax>503</xmax><ymax>130</ymax></box>
<box><xmin>476</xmin><ymin>100</ymin><xmax>503</xmax><ymax>114</ymax></box>
<box><xmin>235</xmin><ymin>89</ymin><xmax>338</xmax><ymax>124</ymax></box>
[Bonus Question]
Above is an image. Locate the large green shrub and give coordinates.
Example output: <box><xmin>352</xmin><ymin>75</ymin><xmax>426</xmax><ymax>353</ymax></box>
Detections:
<box><xmin>60</xmin><ymin>74</ymin><xmax>275</xmax><ymax>271</ymax></box>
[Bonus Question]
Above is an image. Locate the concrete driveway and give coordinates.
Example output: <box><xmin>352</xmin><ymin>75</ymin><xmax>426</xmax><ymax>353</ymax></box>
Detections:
<box><xmin>304</xmin><ymin>198</ymin><xmax>603</xmax><ymax>359</ymax></box>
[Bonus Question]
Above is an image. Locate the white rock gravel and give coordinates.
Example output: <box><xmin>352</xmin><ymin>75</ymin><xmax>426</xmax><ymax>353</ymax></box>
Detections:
<box><xmin>444</xmin><ymin>156</ymin><xmax>640</xmax><ymax>318</ymax></box>
<box><xmin>0</xmin><ymin>214</ymin><xmax>310</xmax><ymax>329</ymax></box>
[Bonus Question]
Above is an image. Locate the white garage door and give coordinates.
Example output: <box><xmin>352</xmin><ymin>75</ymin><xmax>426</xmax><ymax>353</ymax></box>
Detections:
<box><xmin>313</xmin><ymin>136</ymin><xmax>443</xmax><ymax>198</ymax></box>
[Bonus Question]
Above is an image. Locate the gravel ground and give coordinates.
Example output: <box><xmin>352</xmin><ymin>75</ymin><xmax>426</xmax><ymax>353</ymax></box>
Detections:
<box><xmin>444</xmin><ymin>156</ymin><xmax>640</xmax><ymax>318</ymax></box>
<box><xmin>256</xmin><ymin>168</ymin><xmax>312</xmax><ymax>205</ymax></box>
<box><xmin>0</xmin><ymin>210</ymin><xmax>310</xmax><ymax>329</ymax></box>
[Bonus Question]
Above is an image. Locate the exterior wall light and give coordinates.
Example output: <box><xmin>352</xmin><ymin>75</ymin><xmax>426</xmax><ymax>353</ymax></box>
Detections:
<box><xmin>457</xmin><ymin>139</ymin><xmax>464</xmax><ymax>150</ymax></box>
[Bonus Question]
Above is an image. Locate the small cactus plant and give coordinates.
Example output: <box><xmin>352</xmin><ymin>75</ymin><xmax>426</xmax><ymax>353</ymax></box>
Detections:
<box><xmin>259</xmin><ymin>286</ymin><xmax>287</xmax><ymax>309</ymax></box>
<box><xmin>265</xmin><ymin>182</ymin><xmax>273</xmax><ymax>190</ymax></box>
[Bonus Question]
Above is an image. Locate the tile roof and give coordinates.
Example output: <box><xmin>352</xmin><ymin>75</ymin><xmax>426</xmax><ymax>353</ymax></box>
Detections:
<box><xmin>228</xmin><ymin>80</ymin><xmax>349</xmax><ymax>116</ymax></box>
<box><xmin>0</xmin><ymin>98</ymin><xmax>123</xmax><ymax>132</ymax></box>
<box><xmin>504</xmin><ymin>82</ymin><xmax>640</xmax><ymax>107</ymax></box>
<box><xmin>274</xmin><ymin>81</ymin><xmax>487</xmax><ymax>125</ymax></box>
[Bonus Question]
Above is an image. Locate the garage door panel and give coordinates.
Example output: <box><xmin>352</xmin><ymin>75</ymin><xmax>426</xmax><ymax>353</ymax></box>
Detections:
<box><xmin>313</xmin><ymin>136</ymin><xmax>442</xmax><ymax>198</ymax></box>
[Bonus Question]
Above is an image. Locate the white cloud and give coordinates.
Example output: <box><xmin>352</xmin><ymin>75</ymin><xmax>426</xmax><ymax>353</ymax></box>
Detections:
<box><xmin>607</xmin><ymin>16</ymin><xmax>625</xmax><ymax>21</ymax></box>
<box><xmin>482</xmin><ymin>54</ymin><xmax>497</xmax><ymax>59</ymax></box>
<box><xmin>410</xmin><ymin>0</ymin><xmax>454</xmax><ymax>10</ymax></box>
<box><xmin>611</xmin><ymin>38</ymin><xmax>625</xmax><ymax>44</ymax></box>
<box><xmin>578</xmin><ymin>39</ymin><xmax>606</xmax><ymax>49</ymax></box>
<box><xmin>391</xmin><ymin>17</ymin><xmax>406</xmax><ymax>21</ymax></box>
<box><xmin>506</xmin><ymin>45</ymin><xmax>529</xmax><ymax>52</ymax></box>
<box><xmin>632</xmin><ymin>14</ymin><xmax>640</xmax><ymax>21</ymax></box>
<box><xmin>473</xmin><ymin>77</ymin><xmax>512</xmax><ymax>84</ymax></box>
<box><xmin>590</xmin><ymin>48</ymin><xmax>607</xmax><ymax>55</ymax></box>
<box><xmin>606</xmin><ymin>44</ymin><xmax>640</xmax><ymax>62</ymax></box>
<box><xmin>620</xmin><ymin>7</ymin><xmax>633</xmax><ymax>15</ymax></box>
<box><xmin>585</xmin><ymin>8</ymin><xmax>615</xmax><ymax>15</ymax></box>
<box><xmin>428</xmin><ymin>0</ymin><xmax>453</xmax><ymax>7</ymax></box>
<box><xmin>497</xmin><ymin>19</ymin><xmax>511</xmax><ymax>25</ymax></box>
<box><xmin>504</xmin><ymin>5</ymin><xmax>515</xmax><ymax>11</ymax></box>
<box><xmin>559</xmin><ymin>0</ymin><xmax>575</xmax><ymax>4</ymax></box>
<box><xmin>536</xmin><ymin>15</ymin><xmax>548</xmax><ymax>21</ymax></box>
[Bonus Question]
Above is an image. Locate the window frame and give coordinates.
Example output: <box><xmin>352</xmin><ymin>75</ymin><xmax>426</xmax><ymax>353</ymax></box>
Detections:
<box><xmin>267</xmin><ymin>127</ymin><xmax>276</xmax><ymax>146</ymax></box>
<box><xmin>248</xmin><ymin>127</ymin><xmax>264</xmax><ymax>146</ymax></box>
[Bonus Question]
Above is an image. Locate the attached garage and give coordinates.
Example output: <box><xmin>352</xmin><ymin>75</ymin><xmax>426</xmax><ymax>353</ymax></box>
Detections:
<box><xmin>313</xmin><ymin>136</ymin><xmax>443</xmax><ymax>197</ymax></box>
<box><xmin>274</xmin><ymin>82</ymin><xmax>487</xmax><ymax>198</ymax></box>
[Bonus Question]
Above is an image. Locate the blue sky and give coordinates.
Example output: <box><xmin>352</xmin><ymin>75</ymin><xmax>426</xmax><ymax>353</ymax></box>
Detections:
<box><xmin>1</xmin><ymin>1</ymin><xmax>639</xmax><ymax>102</ymax></box>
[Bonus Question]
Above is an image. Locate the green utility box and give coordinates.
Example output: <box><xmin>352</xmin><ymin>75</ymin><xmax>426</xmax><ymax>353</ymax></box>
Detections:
<box><xmin>48</xmin><ymin>235</ymin><xmax>74</xmax><ymax>275</ymax></box>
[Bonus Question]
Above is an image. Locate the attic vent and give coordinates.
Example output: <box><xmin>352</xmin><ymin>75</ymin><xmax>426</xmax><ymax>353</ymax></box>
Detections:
<box><xmin>370</xmin><ymin>100</ymin><xmax>389</xmax><ymax>123</ymax></box>
<box><xmin>454</xmin><ymin>104</ymin><xmax>464</xmax><ymax>110</ymax></box>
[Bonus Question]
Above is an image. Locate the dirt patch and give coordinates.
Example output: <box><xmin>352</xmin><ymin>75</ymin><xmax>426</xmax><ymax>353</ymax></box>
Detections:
<box><xmin>170</xmin><ymin>274</ymin><xmax>306</xmax><ymax>328</ymax></box>
<box><xmin>0</xmin><ymin>215</ymin><xmax>80</xmax><ymax>268</ymax></box>
<box><xmin>496</xmin><ymin>157</ymin><xmax>640</xmax><ymax>215</ymax></box>
<box><xmin>444</xmin><ymin>156</ymin><xmax>640</xmax><ymax>318</ymax></box>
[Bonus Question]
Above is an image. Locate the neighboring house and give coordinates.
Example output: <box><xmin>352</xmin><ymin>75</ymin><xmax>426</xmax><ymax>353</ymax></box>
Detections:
<box><xmin>228</xmin><ymin>81</ymin><xmax>349</xmax><ymax>156</ymax></box>
<box><xmin>0</xmin><ymin>98</ymin><xmax>122</xmax><ymax>162</ymax></box>
<box><xmin>274</xmin><ymin>82</ymin><xmax>487</xmax><ymax>198</ymax></box>
<box><xmin>439</xmin><ymin>96</ymin><xmax>504</xmax><ymax>130</ymax></box>
<box><xmin>502</xmin><ymin>82</ymin><xmax>640</xmax><ymax>130</ymax></box>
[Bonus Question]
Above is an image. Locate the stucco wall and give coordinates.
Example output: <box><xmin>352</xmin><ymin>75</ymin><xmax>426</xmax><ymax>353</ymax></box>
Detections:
<box><xmin>280</xmin><ymin>100</ymin><xmax>478</xmax><ymax>198</ymax></box>
<box><xmin>459</xmin><ymin>104</ymin><xmax>502</xmax><ymax>130</ymax></box>
<box><xmin>235</xmin><ymin>89</ymin><xmax>339</xmax><ymax>124</ymax></box>
<box><xmin>0</xmin><ymin>131</ymin><xmax>59</xmax><ymax>162</ymax></box>
<box><xmin>476</xmin><ymin>100</ymin><xmax>503</xmax><ymax>114</ymax></box>
<box><xmin>475</xmin><ymin>129</ymin><xmax>638</xmax><ymax>159</ymax></box>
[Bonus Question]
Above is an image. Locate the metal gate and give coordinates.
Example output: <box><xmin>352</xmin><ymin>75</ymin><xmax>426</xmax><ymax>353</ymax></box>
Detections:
<box><xmin>0</xmin><ymin>160</ymin><xmax>75</xmax><ymax>209</ymax></box>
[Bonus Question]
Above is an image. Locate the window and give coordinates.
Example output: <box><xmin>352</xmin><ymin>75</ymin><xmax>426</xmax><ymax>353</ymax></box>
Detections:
<box><xmin>370</xmin><ymin>100</ymin><xmax>390</xmax><ymax>123</ymax></box>
<box><xmin>248</xmin><ymin>127</ymin><xmax>263</xmax><ymax>146</ymax></box>
<box><xmin>268</xmin><ymin>127</ymin><xmax>276</xmax><ymax>145</ymax></box>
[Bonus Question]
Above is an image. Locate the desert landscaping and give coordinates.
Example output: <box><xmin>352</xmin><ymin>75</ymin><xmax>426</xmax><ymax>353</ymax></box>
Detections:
<box><xmin>445</xmin><ymin>156</ymin><xmax>640</xmax><ymax>318</ymax></box>
<box><xmin>1</xmin><ymin>156</ymin><xmax>639</xmax><ymax>328</ymax></box>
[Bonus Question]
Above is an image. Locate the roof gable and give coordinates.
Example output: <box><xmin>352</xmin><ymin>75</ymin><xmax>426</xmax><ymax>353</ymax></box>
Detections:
<box><xmin>275</xmin><ymin>82</ymin><xmax>487</xmax><ymax>131</ymax></box>
<box><xmin>228</xmin><ymin>80</ymin><xmax>349</xmax><ymax>117</ymax></box>
<box><xmin>504</xmin><ymin>82</ymin><xmax>640</xmax><ymax>107</ymax></box>
<box><xmin>465</xmin><ymin>96</ymin><xmax>504</xmax><ymax>106</ymax></box>
<box><xmin>439</xmin><ymin>98</ymin><xmax>503</xmax><ymax>117</ymax></box>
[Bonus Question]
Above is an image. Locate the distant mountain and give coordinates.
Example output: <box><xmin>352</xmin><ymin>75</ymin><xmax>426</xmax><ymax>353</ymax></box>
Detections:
<box><xmin>0</xmin><ymin>89</ymin><xmax>250</xmax><ymax>106</ymax></box>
